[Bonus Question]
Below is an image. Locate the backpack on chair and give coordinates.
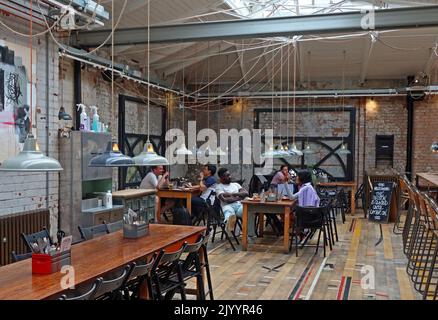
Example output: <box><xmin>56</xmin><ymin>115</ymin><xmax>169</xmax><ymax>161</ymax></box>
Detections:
<box><xmin>172</xmin><ymin>206</ymin><xmax>192</xmax><ymax>226</ymax></box>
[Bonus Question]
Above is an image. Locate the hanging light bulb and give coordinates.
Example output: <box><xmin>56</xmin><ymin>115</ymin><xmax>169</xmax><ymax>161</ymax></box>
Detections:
<box><xmin>336</xmin><ymin>142</ymin><xmax>351</xmax><ymax>155</ymax></box>
<box><xmin>431</xmin><ymin>141</ymin><xmax>438</xmax><ymax>153</ymax></box>
<box><xmin>89</xmin><ymin>140</ymin><xmax>135</xmax><ymax>167</ymax></box>
<box><xmin>0</xmin><ymin>134</ymin><xmax>63</xmax><ymax>171</ymax></box>
<box><xmin>302</xmin><ymin>142</ymin><xmax>315</xmax><ymax>154</ymax></box>
<box><xmin>175</xmin><ymin>142</ymin><xmax>193</xmax><ymax>155</ymax></box>
<box><xmin>133</xmin><ymin>140</ymin><xmax>169</xmax><ymax>166</ymax></box>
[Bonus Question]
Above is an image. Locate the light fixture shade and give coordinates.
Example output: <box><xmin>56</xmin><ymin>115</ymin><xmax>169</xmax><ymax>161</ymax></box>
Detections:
<box><xmin>0</xmin><ymin>135</ymin><xmax>63</xmax><ymax>172</ymax></box>
<box><xmin>288</xmin><ymin>143</ymin><xmax>304</xmax><ymax>156</ymax></box>
<box><xmin>262</xmin><ymin>146</ymin><xmax>287</xmax><ymax>158</ymax></box>
<box><xmin>133</xmin><ymin>141</ymin><xmax>169</xmax><ymax>166</ymax></box>
<box><xmin>431</xmin><ymin>142</ymin><xmax>438</xmax><ymax>153</ymax></box>
<box><xmin>89</xmin><ymin>141</ymin><xmax>135</xmax><ymax>167</ymax></box>
<box><xmin>175</xmin><ymin>143</ymin><xmax>193</xmax><ymax>155</ymax></box>
<box><xmin>336</xmin><ymin>143</ymin><xmax>351</xmax><ymax>155</ymax></box>
<box><xmin>215</xmin><ymin>147</ymin><xmax>227</xmax><ymax>156</ymax></box>
<box><xmin>302</xmin><ymin>143</ymin><xmax>315</xmax><ymax>154</ymax></box>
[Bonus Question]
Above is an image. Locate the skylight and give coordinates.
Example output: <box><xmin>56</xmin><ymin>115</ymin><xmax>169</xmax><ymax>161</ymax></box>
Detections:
<box><xmin>223</xmin><ymin>0</ymin><xmax>408</xmax><ymax>18</ymax></box>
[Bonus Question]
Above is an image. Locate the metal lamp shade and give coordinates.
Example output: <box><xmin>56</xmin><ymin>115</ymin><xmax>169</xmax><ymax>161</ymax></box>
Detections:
<box><xmin>89</xmin><ymin>141</ymin><xmax>135</xmax><ymax>167</ymax></box>
<box><xmin>133</xmin><ymin>141</ymin><xmax>169</xmax><ymax>166</ymax></box>
<box><xmin>288</xmin><ymin>143</ymin><xmax>304</xmax><ymax>156</ymax></box>
<box><xmin>175</xmin><ymin>143</ymin><xmax>193</xmax><ymax>155</ymax></box>
<box><xmin>431</xmin><ymin>142</ymin><xmax>438</xmax><ymax>153</ymax></box>
<box><xmin>0</xmin><ymin>135</ymin><xmax>63</xmax><ymax>172</ymax></box>
<box><xmin>336</xmin><ymin>143</ymin><xmax>351</xmax><ymax>155</ymax></box>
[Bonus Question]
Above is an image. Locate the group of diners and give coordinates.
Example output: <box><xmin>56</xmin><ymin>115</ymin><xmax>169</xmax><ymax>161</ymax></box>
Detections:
<box><xmin>138</xmin><ymin>163</ymin><xmax>321</xmax><ymax>240</ymax></box>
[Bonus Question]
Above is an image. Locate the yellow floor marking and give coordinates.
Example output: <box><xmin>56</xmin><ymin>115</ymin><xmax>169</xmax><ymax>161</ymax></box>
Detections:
<box><xmin>382</xmin><ymin>224</ymin><xmax>394</xmax><ymax>260</ymax></box>
<box><xmin>396</xmin><ymin>267</ymin><xmax>415</xmax><ymax>300</ymax></box>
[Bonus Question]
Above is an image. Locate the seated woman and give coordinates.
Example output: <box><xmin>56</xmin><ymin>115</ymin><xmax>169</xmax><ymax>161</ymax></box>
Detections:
<box><xmin>270</xmin><ymin>165</ymin><xmax>291</xmax><ymax>187</ymax></box>
<box><xmin>290</xmin><ymin>169</ymin><xmax>320</xmax><ymax>207</ymax></box>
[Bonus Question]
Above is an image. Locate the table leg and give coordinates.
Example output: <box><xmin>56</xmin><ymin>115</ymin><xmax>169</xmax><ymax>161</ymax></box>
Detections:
<box><xmin>258</xmin><ymin>213</ymin><xmax>264</xmax><ymax>237</ymax></box>
<box><xmin>284</xmin><ymin>207</ymin><xmax>290</xmax><ymax>254</ymax></box>
<box><xmin>156</xmin><ymin>196</ymin><xmax>162</xmax><ymax>223</ymax></box>
<box><xmin>242</xmin><ymin>204</ymin><xmax>248</xmax><ymax>251</ymax></box>
<box><xmin>351</xmin><ymin>185</ymin><xmax>356</xmax><ymax>216</ymax></box>
<box><xmin>187</xmin><ymin>193</ymin><xmax>192</xmax><ymax>215</ymax></box>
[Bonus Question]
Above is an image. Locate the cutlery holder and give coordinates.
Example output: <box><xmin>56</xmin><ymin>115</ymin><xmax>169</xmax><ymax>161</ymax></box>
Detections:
<box><xmin>32</xmin><ymin>250</ymin><xmax>71</xmax><ymax>274</ymax></box>
<box><xmin>123</xmin><ymin>222</ymin><xmax>149</xmax><ymax>239</ymax></box>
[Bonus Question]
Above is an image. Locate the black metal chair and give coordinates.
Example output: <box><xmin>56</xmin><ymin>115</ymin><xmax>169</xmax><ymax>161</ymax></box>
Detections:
<box><xmin>121</xmin><ymin>257</ymin><xmax>155</xmax><ymax>300</ymax></box>
<box><xmin>21</xmin><ymin>227</ymin><xmax>53</xmax><ymax>253</ymax></box>
<box><xmin>104</xmin><ymin>220</ymin><xmax>123</xmax><ymax>233</ymax></box>
<box><xmin>58</xmin><ymin>278</ymin><xmax>103</xmax><ymax>300</ymax></box>
<box><xmin>179</xmin><ymin>235</ymin><xmax>207</xmax><ymax>300</ymax></box>
<box><xmin>78</xmin><ymin>223</ymin><xmax>110</xmax><ymax>241</ymax></box>
<box><xmin>93</xmin><ymin>264</ymin><xmax>132</xmax><ymax>300</ymax></box>
<box><xmin>10</xmin><ymin>251</ymin><xmax>33</xmax><ymax>263</ymax></box>
<box><xmin>204</xmin><ymin>191</ymin><xmax>240</xmax><ymax>251</ymax></box>
<box><xmin>150</xmin><ymin>243</ymin><xmax>188</xmax><ymax>300</ymax></box>
<box><xmin>289</xmin><ymin>206</ymin><xmax>327</xmax><ymax>257</ymax></box>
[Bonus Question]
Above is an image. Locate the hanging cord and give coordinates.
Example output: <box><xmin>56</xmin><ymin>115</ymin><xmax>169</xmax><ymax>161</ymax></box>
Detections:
<box><xmin>286</xmin><ymin>40</ymin><xmax>290</xmax><ymax>148</ymax></box>
<box><xmin>111</xmin><ymin>0</ymin><xmax>114</xmax><ymax>138</ymax></box>
<box><xmin>307</xmin><ymin>51</ymin><xmax>311</xmax><ymax>146</ymax></box>
<box><xmin>292</xmin><ymin>39</ymin><xmax>297</xmax><ymax>146</ymax></box>
<box><xmin>342</xmin><ymin>50</ymin><xmax>346</xmax><ymax>146</ymax></box>
<box><xmin>29</xmin><ymin>0</ymin><xmax>33</xmax><ymax>134</ymax></box>
<box><xmin>279</xmin><ymin>45</ymin><xmax>283</xmax><ymax>146</ymax></box>
<box><xmin>147</xmin><ymin>0</ymin><xmax>151</xmax><ymax>141</ymax></box>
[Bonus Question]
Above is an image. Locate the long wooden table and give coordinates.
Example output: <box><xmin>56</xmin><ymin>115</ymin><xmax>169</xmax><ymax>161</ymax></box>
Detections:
<box><xmin>156</xmin><ymin>186</ymin><xmax>201</xmax><ymax>222</ymax></box>
<box><xmin>318</xmin><ymin>181</ymin><xmax>357</xmax><ymax>215</ymax></box>
<box><xmin>242</xmin><ymin>199</ymin><xmax>295</xmax><ymax>253</ymax></box>
<box><xmin>0</xmin><ymin>224</ymin><xmax>206</xmax><ymax>300</ymax></box>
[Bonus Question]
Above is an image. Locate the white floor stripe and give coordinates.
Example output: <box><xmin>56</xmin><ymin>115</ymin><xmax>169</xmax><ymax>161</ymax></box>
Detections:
<box><xmin>304</xmin><ymin>257</ymin><xmax>328</xmax><ymax>300</ymax></box>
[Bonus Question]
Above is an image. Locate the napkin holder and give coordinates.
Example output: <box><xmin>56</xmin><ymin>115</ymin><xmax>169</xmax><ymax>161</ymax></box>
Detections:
<box><xmin>32</xmin><ymin>250</ymin><xmax>71</xmax><ymax>274</ymax></box>
<box><xmin>123</xmin><ymin>221</ymin><xmax>149</xmax><ymax>239</ymax></box>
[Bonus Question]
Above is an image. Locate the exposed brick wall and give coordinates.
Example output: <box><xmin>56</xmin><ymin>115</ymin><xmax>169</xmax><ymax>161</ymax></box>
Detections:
<box><xmin>413</xmin><ymin>95</ymin><xmax>438</xmax><ymax>176</ymax></box>
<box><xmin>0</xmin><ymin>19</ymin><xmax>59</xmax><ymax>236</ymax></box>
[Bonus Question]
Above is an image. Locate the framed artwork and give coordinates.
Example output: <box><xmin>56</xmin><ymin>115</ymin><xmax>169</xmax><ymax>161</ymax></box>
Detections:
<box><xmin>0</xmin><ymin>41</ymin><xmax>36</xmax><ymax>162</ymax></box>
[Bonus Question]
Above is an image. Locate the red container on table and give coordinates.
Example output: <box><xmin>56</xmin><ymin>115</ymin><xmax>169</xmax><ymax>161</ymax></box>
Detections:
<box><xmin>32</xmin><ymin>250</ymin><xmax>71</xmax><ymax>274</ymax></box>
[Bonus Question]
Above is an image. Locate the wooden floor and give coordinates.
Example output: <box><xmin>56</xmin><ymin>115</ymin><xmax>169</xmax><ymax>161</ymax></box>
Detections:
<box><xmin>201</xmin><ymin>210</ymin><xmax>421</xmax><ymax>300</ymax></box>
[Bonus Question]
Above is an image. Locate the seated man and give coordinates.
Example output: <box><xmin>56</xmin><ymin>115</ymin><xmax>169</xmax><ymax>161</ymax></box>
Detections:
<box><xmin>140</xmin><ymin>165</ymin><xmax>175</xmax><ymax>221</ymax></box>
<box><xmin>191</xmin><ymin>164</ymin><xmax>217</xmax><ymax>223</ymax></box>
<box><xmin>215</xmin><ymin>168</ymin><xmax>256</xmax><ymax>237</ymax></box>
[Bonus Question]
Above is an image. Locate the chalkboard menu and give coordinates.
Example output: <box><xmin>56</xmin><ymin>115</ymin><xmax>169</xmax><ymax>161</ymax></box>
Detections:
<box><xmin>368</xmin><ymin>182</ymin><xmax>394</xmax><ymax>223</ymax></box>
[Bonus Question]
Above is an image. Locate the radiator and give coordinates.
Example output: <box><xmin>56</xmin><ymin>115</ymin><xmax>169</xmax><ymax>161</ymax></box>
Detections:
<box><xmin>0</xmin><ymin>209</ymin><xmax>50</xmax><ymax>266</ymax></box>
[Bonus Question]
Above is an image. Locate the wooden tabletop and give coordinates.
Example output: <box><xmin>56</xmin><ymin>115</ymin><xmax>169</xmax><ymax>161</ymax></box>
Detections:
<box><xmin>241</xmin><ymin>199</ymin><xmax>295</xmax><ymax>207</ymax></box>
<box><xmin>318</xmin><ymin>181</ymin><xmax>356</xmax><ymax>187</ymax></box>
<box><xmin>157</xmin><ymin>185</ymin><xmax>200</xmax><ymax>193</ymax></box>
<box><xmin>416</xmin><ymin>173</ymin><xmax>438</xmax><ymax>187</ymax></box>
<box><xmin>0</xmin><ymin>224</ymin><xmax>205</xmax><ymax>300</ymax></box>
<box><xmin>112</xmin><ymin>189</ymin><xmax>156</xmax><ymax>199</ymax></box>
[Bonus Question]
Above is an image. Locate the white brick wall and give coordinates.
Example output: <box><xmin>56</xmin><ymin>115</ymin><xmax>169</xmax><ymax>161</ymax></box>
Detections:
<box><xmin>0</xmin><ymin>17</ymin><xmax>60</xmax><ymax>236</ymax></box>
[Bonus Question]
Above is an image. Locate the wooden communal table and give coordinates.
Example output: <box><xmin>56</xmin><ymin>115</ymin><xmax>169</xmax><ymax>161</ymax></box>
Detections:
<box><xmin>0</xmin><ymin>224</ymin><xmax>206</xmax><ymax>300</ymax></box>
<box><xmin>318</xmin><ymin>181</ymin><xmax>357</xmax><ymax>215</ymax></box>
<box><xmin>241</xmin><ymin>199</ymin><xmax>295</xmax><ymax>254</ymax></box>
<box><xmin>156</xmin><ymin>186</ymin><xmax>201</xmax><ymax>223</ymax></box>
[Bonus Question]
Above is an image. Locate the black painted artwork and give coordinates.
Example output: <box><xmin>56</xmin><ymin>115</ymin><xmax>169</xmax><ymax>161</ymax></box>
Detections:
<box><xmin>368</xmin><ymin>182</ymin><xmax>394</xmax><ymax>223</ymax></box>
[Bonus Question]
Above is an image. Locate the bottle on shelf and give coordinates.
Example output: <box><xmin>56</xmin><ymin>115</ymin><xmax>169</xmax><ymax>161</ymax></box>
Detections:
<box><xmin>90</xmin><ymin>106</ymin><xmax>100</xmax><ymax>132</ymax></box>
<box><xmin>104</xmin><ymin>190</ymin><xmax>112</xmax><ymax>208</ymax></box>
<box><xmin>77</xmin><ymin>103</ymin><xmax>88</xmax><ymax>131</ymax></box>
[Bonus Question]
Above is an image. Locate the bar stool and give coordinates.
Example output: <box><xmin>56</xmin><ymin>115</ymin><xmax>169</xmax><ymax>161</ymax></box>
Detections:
<box><xmin>393</xmin><ymin>175</ymin><xmax>411</xmax><ymax>234</ymax></box>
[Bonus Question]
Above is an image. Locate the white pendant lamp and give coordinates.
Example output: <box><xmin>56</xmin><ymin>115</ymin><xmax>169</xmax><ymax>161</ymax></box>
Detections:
<box><xmin>176</xmin><ymin>143</ymin><xmax>193</xmax><ymax>155</ymax></box>
<box><xmin>0</xmin><ymin>2</ymin><xmax>62</xmax><ymax>172</ymax></box>
<box><xmin>0</xmin><ymin>134</ymin><xmax>63</xmax><ymax>171</ymax></box>
<box><xmin>302</xmin><ymin>142</ymin><xmax>316</xmax><ymax>154</ymax></box>
<box><xmin>133</xmin><ymin>140</ymin><xmax>169</xmax><ymax>166</ymax></box>
<box><xmin>337</xmin><ymin>142</ymin><xmax>351</xmax><ymax>155</ymax></box>
<box><xmin>134</xmin><ymin>0</ymin><xmax>169</xmax><ymax>166</ymax></box>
